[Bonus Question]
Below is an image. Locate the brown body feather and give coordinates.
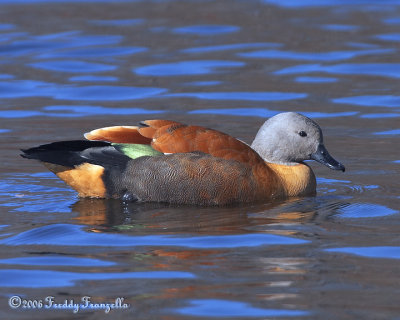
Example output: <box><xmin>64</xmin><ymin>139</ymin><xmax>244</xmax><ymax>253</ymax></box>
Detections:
<box><xmin>116</xmin><ymin>153</ymin><xmax>284</xmax><ymax>205</ymax></box>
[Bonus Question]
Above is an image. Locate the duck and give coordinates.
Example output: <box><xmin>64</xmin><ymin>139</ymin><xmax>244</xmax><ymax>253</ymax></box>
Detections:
<box><xmin>21</xmin><ymin>112</ymin><xmax>345</xmax><ymax>205</ymax></box>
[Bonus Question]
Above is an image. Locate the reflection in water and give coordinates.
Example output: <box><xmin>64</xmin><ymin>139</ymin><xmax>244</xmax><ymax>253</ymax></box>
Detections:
<box><xmin>70</xmin><ymin>197</ymin><xmax>318</xmax><ymax>233</ymax></box>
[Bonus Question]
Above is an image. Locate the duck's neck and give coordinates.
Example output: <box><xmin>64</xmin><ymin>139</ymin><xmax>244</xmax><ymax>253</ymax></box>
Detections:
<box><xmin>267</xmin><ymin>162</ymin><xmax>316</xmax><ymax>197</ymax></box>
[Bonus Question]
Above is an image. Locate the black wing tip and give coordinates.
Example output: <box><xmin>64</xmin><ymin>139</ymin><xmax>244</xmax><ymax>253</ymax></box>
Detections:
<box><xmin>21</xmin><ymin>140</ymin><xmax>110</xmax><ymax>152</ymax></box>
<box><xmin>139</xmin><ymin>120</ymin><xmax>149</xmax><ymax>127</ymax></box>
<box><xmin>20</xmin><ymin>140</ymin><xmax>112</xmax><ymax>167</ymax></box>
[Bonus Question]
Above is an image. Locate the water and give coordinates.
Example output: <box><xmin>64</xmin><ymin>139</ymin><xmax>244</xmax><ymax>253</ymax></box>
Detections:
<box><xmin>0</xmin><ymin>0</ymin><xmax>399</xmax><ymax>319</ymax></box>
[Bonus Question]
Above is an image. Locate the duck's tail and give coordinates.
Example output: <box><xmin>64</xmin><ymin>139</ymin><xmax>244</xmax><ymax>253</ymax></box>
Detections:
<box><xmin>21</xmin><ymin>140</ymin><xmax>129</xmax><ymax>198</ymax></box>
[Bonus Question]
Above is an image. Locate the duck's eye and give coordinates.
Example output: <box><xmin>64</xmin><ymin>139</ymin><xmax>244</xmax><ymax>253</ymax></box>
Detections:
<box><xmin>298</xmin><ymin>131</ymin><xmax>307</xmax><ymax>137</ymax></box>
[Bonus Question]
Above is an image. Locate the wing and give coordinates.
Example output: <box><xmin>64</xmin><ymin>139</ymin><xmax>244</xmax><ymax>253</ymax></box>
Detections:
<box><xmin>85</xmin><ymin>120</ymin><xmax>265</xmax><ymax>166</ymax></box>
<box><xmin>84</xmin><ymin>126</ymin><xmax>152</xmax><ymax>144</ymax></box>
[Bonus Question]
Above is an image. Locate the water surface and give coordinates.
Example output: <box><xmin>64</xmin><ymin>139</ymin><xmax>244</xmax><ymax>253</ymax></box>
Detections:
<box><xmin>0</xmin><ymin>0</ymin><xmax>399</xmax><ymax>319</ymax></box>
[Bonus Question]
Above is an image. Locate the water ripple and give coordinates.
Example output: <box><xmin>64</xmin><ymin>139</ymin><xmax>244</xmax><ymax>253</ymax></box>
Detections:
<box><xmin>338</xmin><ymin>203</ymin><xmax>398</xmax><ymax>218</ymax></box>
<box><xmin>384</xmin><ymin>17</ymin><xmax>400</xmax><ymax>25</ymax></box>
<box><xmin>0</xmin><ymin>224</ymin><xmax>309</xmax><ymax>248</ymax></box>
<box><xmin>134</xmin><ymin>60</ymin><xmax>245</xmax><ymax>76</ymax></box>
<box><xmin>333</xmin><ymin>95</ymin><xmax>400</xmax><ymax>107</ymax></box>
<box><xmin>325</xmin><ymin>246</ymin><xmax>400</xmax><ymax>260</ymax></box>
<box><xmin>295</xmin><ymin>76</ymin><xmax>338</xmax><ymax>83</ymax></box>
<box><xmin>274</xmin><ymin>63</ymin><xmax>400</xmax><ymax>79</ymax></box>
<box><xmin>43</xmin><ymin>105</ymin><xmax>164</xmax><ymax>116</ymax></box>
<box><xmin>0</xmin><ymin>32</ymin><xmax>123</xmax><ymax>57</ymax></box>
<box><xmin>29</xmin><ymin>59</ymin><xmax>116</xmax><ymax>73</ymax></box>
<box><xmin>181</xmin><ymin>42</ymin><xmax>281</xmax><ymax>54</ymax></box>
<box><xmin>0</xmin><ymin>269</ymin><xmax>195</xmax><ymax>288</ymax></box>
<box><xmin>239</xmin><ymin>48</ymin><xmax>392</xmax><ymax>61</ymax></box>
<box><xmin>0</xmin><ymin>173</ymin><xmax>74</xmax><ymax>212</ymax></box>
<box><xmin>0</xmin><ymin>23</ymin><xmax>15</xmax><ymax>30</ymax></box>
<box><xmin>321</xmin><ymin>24</ymin><xmax>360</xmax><ymax>31</ymax></box>
<box><xmin>0</xmin><ymin>105</ymin><xmax>164</xmax><ymax>118</ymax></box>
<box><xmin>37</xmin><ymin>46</ymin><xmax>147</xmax><ymax>59</ymax></box>
<box><xmin>69</xmin><ymin>75</ymin><xmax>118</xmax><ymax>82</ymax></box>
<box><xmin>0</xmin><ymin>80</ymin><xmax>166</xmax><ymax>101</ymax></box>
<box><xmin>90</xmin><ymin>18</ymin><xmax>145</xmax><ymax>27</ymax></box>
<box><xmin>53</xmin><ymin>85</ymin><xmax>167</xmax><ymax>101</ymax></box>
<box><xmin>184</xmin><ymin>80</ymin><xmax>223</xmax><ymax>86</ymax></box>
<box><xmin>360</xmin><ymin>113</ymin><xmax>400</xmax><ymax>119</ymax></box>
<box><xmin>374</xmin><ymin>129</ymin><xmax>400</xmax><ymax>135</ymax></box>
<box><xmin>375</xmin><ymin>33</ymin><xmax>400</xmax><ymax>42</ymax></box>
<box><xmin>172</xmin><ymin>25</ymin><xmax>240</xmax><ymax>36</ymax></box>
<box><xmin>166</xmin><ymin>92</ymin><xmax>307</xmax><ymax>101</ymax></box>
<box><xmin>172</xmin><ymin>299</ymin><xmax>309</xmax><ymax>317</ymax></box>
<box><xmin>189</xmin><ymin>108</ymin><xmax>356</xmax><ymax>118</ymax></box>
<box><xmin>0</xmin><ymin>256</ymin><xmax>116</xmax><ymax>267</ymax></box>
<box><xmin>261</xmin><ymin>0</ymin><xmax>400</xmax><ymax>7</ymax></box>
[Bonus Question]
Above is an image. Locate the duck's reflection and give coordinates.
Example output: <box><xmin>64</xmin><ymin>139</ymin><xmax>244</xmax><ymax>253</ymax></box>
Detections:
<box><xmin>71</xmin><ymin>197</ymin><xmax>319</xmax><ymax>234</ymax></box>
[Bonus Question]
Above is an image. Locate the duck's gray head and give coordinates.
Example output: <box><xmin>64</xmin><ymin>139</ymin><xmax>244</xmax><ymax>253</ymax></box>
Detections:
<box><xmin>251</xmin><ymin>112</ymin><xmax>345</xmax><ymax>171</ymax></box>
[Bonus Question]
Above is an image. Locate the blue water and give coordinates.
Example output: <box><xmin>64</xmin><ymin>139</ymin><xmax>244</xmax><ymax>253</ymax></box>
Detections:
<box><xmin>165</xmin><ymin>91</ymin><xmax>307</xmax><ymax>101</ymax></box>
<box><xmin>1</xmin><ymin>269</ymin><xmax>195</xmax><ymax>288</ymax></box>
<box><xmin>238</xmin><ymin>48</ymin><xmax>393</xmax><ymax>61</ymax></box>
<box><xmin>134</xmin><ymin>60</ymin><xmax>245</xmax><ymax>76</ymax></box>
<box><xmin>173</xmin><ymin>299</ymin><xmax>310</xmax><ymax>318</ymax></box>
<box><xmin>274</xmin><ymin>63</ymin><xmax>400</xmax><ymax>78</ymax></box>
<box><xmin>181</xmin><ymin>42</ymin><xmax>281</xmax><ymax>54</ymax></box>
<box><xmin>325</xmin><ymin>246</ymin><xmax>400</xmax><ymax>260</ymax></box>
<box><xmin>333</xmin><ymin>95</ymin><xmax>400</xmax><ymax>108</ymax></box>
<box><xmin>172</xmin><ymin>25</ymin><xmax>240</xmax><ymax>36</ymax></box>
<box><xmin>29</xmin><ymin>60</ymin><xmax>117</xmax><ymax>73</ymax></box>
<box><xmin>0</xmin><ymin>0</ymin><xmax>399</xmax><ymax>319</ymax></box>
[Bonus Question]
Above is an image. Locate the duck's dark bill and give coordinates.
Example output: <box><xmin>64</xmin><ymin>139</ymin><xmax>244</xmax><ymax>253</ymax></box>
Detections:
<box><xmin>311</xmin><ymin>144</ymin><xmax>345</xmax><ymax>172</ymax></box>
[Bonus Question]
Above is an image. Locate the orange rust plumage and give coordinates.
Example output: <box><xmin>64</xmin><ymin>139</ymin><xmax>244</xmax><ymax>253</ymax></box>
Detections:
<box><xmin>85</xmin><ymin>126</ymin><xmax>152</xmax><ymax>144</ymax></box>
<box><xmin>88</xmin><ymin>120</ymin><xmax>265</xmax><ymax>166</ymax></box>
<box><xmin>43</xmin><ymin>162</ymin><xmax>107</xmax><ymax>198</ymax></box>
